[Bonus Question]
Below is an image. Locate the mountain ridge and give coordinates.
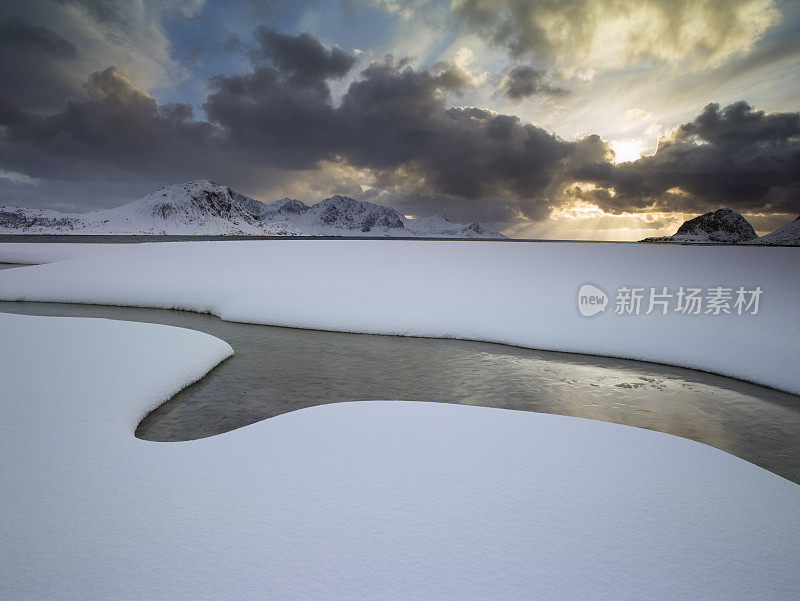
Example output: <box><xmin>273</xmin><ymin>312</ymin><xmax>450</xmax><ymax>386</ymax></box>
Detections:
<box><xmin>0</xmin><ymin>180</ymin><xmax>505</xmax><ymax>239</ymax></box>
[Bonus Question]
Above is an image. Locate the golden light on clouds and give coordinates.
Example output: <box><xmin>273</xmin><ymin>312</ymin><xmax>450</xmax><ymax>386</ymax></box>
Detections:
<box><xmin>549</xmin><ymin>199</ymin><xmax>615</xmax><ymax>220</ymax></box>
<box><xmin>513</xmin><ymin>200</ymin><xmax>688</xmax><ymax>241</ymax></box>
<box><xmin>624</xmin><ymin>108</ymin><xmax>653</xmax><ymax>121</ymax></box>
<box><xmin>452</xmin><ymin>0</ymin><xmax>781</xmax><ymax>71</ymax></box>
<box><xmin>453</xmin><ymin>46</ymin><xmax>489</xmax><ymax>86</ymax></box>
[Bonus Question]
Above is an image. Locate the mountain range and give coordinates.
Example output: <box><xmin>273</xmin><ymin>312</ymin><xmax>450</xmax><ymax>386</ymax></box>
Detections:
<box><xmin>3</xmin><ymin>182</ymin><xmax>796</xmax><ymax>244</ymax></box>
<box><xmin>0</xmin><ymin>180</ymin><xmax>505</xmax><ymax>239</ymax></box>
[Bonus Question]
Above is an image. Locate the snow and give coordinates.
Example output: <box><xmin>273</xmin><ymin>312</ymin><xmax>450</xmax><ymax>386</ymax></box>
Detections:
<box><xmin>0</xmin><ymin>242</ymin><xmax>125</xmax><ymax>264</ymax></box>
<box><xmin>1</xmin><ymin>311</ymin><xmax>798</xmax><ymax>600</ymax></box>
<box><xmin>1</xmin><ymin>240</ymin><xmax>797</xmax><ymax>394</ymax></box>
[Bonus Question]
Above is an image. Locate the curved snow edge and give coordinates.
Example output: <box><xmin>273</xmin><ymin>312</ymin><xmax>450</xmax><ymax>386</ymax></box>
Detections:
<box><xmin>0</xmin><ymin>312</ymin><xmax>234</xmax><ymax>436</ymax></box>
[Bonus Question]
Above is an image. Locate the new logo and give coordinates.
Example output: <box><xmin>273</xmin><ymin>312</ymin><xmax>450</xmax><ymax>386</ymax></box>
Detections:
<box><xmin>577</xmin><ymin>284</ymin><xmax>608</xmax><ymax>317</ymax></box>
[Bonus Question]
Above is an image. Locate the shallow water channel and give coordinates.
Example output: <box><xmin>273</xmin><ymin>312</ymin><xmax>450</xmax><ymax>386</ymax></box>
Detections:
<box><xmin>1</xmin><ymin>297</ymin><xmax>797</xmax><ymax>483</ymax></box>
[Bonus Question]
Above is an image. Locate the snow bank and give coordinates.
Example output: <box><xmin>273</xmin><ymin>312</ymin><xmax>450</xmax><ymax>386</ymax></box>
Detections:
<box><xmin>0</xmin><ymin>240</ymin><xmax>797</xmax><ymax>394</ymax></box>
<box><xmin>1</xmin><ymin>312</ymin><xmax>797</xmax><ymax>600</ymax></box>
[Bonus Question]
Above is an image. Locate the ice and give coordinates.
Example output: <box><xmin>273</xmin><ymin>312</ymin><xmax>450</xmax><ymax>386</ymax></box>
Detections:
<box><xmin>1</xmin><ymin>239</ymin><xmax>797</xmax><ymax>394</ymax></box>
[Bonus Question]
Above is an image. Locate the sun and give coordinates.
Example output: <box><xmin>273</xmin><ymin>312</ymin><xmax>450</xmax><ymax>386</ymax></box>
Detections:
<box><xmin>610</xmin><ymin>138</ymin><xmax>647</xmax><ymax>163</ymax></box>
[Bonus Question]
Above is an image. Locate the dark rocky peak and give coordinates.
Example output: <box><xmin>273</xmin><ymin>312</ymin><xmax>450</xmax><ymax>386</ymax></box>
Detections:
<box><xmin>674</xmin><ymin>208</ymin><xmax>757</xmax><ymax>242</ymax></box>
<box><xmin>312</xmin><ymin>195</ymin><xmax>405</xmax><ymax>232</ymax></box>
<box><xmin>463</xmin><ymin>221</ymin><xmax>488</xmax><ymax>234</ymax></box>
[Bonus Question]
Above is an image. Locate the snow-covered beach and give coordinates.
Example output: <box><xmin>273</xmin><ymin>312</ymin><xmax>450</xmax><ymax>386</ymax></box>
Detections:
<box><xmin>1</xmin><ymin>311</ymin><xmax>798</xmax><ymax>600</ymax></box>
<box><xmin>1</xmin><ymin>240</ymin><xmax>798</xmax><ymax>600</ymax></box>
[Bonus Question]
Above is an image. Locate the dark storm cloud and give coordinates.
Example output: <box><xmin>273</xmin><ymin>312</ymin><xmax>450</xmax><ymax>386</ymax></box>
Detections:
<box><xmin>204</xmin><ymin>51</ymin><xmax>582</xmax><ymax>216</ymax></box>
<box><xmin>499</xmin><ymin>65</ymin><xmax>569</xmax><ymax>100</ymax></box>
<box><xmin>1</xmin><ymin>16</ymin><xmax>78</xmax><ymax>59</ymax></box>
<box><xmin>0</xmin><ymin>15</ymin><xmax>81</xmax><ymax>113</ymax></box>
<box><xmin>200</xmin><ymin>52</ymin><xmax>582</xmax><ymax>218</ymax></box>
<box><xmin>202</xmin><ymin>29</ymin><xmax>359</xmax><ymax>168</ymax></box>
<box><xmin>676</xmin><ymin>100</ymin><xmax>800</xmax><ymax>146</ymax></box>
<box><xmin>1</xmin><ymin>29</ymin><xmax>356</xmax><ymax>180</ymax></box>
<box><xmin>251</xmin><ymin>27</ymin><xmax>357</xmax><ymax>81</ymax></box>
<box><xmin>2</xmin><ymin>66</ymin><xmax>220</xmax><ymax>180</ymax></box>
<box><xmin>197</xmin><ymin>29</ymin><xmax>358</xmax><ymax>167</ymax></box>
<box><xmin>575</xmin><ymin>102</ymin><xmax>800</xmax><ymax>213</ymax></box>
<box><xmin>203</xmin><ymin>64</ymin><xmax>338</xmax><ymax>167</ymax></box>
<box><xmin>334</xmin><ymin>57</ymin><xmax>583</xmax><ymax>217</ymax></box>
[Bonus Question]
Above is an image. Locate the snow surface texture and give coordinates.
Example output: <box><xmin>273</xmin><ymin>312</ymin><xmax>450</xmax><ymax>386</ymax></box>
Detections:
<box><xmin>0</xmin><ymin>180</ymin><xmax>504</xmax><ymax>238</ymax></box>
<box><xmin>0</xmin><ymin>242</ymin><xmax>122</xmax><ymax>264</ymax></box>
<box><xmin>1</xmin><ymin>240</ymin><xmax>797</xmax><ymax>394</ymax></box>
<box><xmin>1</xmin><ymin>312</ymin><xmax>797</xmax><ymax>601</ymax></box>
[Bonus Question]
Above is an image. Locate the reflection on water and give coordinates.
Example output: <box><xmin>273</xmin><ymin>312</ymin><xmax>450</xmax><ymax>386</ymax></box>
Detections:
<box><xmin>1</xmin><ymin>300</ymin><xmax>798</xmax><ymax>483</ymax></box>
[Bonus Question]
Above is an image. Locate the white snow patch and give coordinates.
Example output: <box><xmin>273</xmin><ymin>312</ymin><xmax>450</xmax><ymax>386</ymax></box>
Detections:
<box><xmin>1</xmin><ymin>312</ymin><xmax>797</xmax><ymax>600</ymax></box>
<box><xmin>1</xmin><ymin>240</ymin><xmax>797</xmax><ymax>394</ymax></box>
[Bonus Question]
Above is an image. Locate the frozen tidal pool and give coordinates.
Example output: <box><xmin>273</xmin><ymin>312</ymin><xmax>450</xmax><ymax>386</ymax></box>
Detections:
<box><xmin>2</xmin><ymin>300</ymin><xmax>797</xmax><ymax>483</ymax></box>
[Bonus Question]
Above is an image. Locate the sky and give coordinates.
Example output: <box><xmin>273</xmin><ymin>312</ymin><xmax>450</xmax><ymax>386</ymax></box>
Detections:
<box><xmin>1</xmin><ymin>0</ymin><xmax>798</xmax><ymax>239</ymax></box>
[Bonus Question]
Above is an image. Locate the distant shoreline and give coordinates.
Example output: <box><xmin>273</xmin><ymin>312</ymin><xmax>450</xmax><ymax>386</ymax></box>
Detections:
<box><xmin>0</xmin><ymin>234</ymin><xmax>793</xmax><ymax>246</ymax></box>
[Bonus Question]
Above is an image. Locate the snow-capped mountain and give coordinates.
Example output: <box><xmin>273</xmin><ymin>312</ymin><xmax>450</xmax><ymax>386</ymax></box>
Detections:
<box><xmin>0</xmin><ymin>180</ymin><xmax>505</xmax><ymax>238</ymax></box>
<box><xmin>642</xmin><ymin>208</ymin><xmax>758</xmax><ymax>244</ymax></box>
<box><xmin>404</xmin><ymin>211</ymin><xmax>504</xmax><ymax>238</ymax></box>
<box><xmin>0</xmin><ymin>181</ymin><xmax>279</xmax><ymax>235</ymax></box>
<box><xmin>747</xmin><ymin>215</ymin><xmax>800</xmax><ymax>246</ymax></box>
<box><xmin>295</xmin><ymin>195</ymin><xmax>406</xmax><ymax>233</ymax></box>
